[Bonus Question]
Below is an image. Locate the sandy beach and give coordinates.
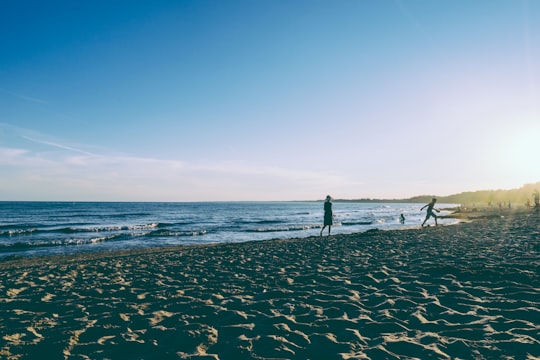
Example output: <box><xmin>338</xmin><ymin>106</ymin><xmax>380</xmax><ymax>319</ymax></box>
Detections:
<box><xmin>1</xmin><ymin>213</ymin><xmax>538</xmax><ymax>359</ymax></box>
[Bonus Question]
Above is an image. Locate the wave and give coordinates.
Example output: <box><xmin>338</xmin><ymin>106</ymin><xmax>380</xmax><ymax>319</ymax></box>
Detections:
<box><xmin>0</xmin><ymin>222</ymin><xmax>49</xmax><ymax>230</ymax></box>
<box><xmin>45</xmin><ymin>212</ymin><xmax>154</xmax><ymax>219</ymax></box>
<box><xmin>341</xmin><ymin>221</ymin><xmax>373</xmax><ymax>226</ymax></box>
<box><xmin>0</xmin><ymin>234</ymin><xmax>124</xmax><ymax>251</ymax></box>
<box><xmin>0</xmin><ymin>227</ymin><xmax>210</xmax><ymax>253</ymax></box>
<box><xmin>0</xmin><ymin>228</ymin><xmax>39</xmax><ymax>237</ymax></box>
<box><xmin>148</xmin><ymin>229</ymin><xmax>207</xmax><ymax>237</ymax></box>
<box><xmin>0</xmin><ymin>223</ymin><xmax>162</xmax><ymax>237</ymax></box>
<box><xmin>232</xmin><ymin>219</ymin><xmax>285</xmax><ymax>225</ymax></box>
<box><xmin>246</xmin><ymin>224</ymin><xmax>321</xmax><ymax>233</ymax></box>
<box><xmin>253</xmin><ymin>220</ymin><xmax>285</xmax><ymax>224</ymax></box>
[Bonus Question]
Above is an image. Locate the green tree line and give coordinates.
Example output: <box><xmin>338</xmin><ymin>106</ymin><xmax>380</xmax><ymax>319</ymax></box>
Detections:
<box><xmin>335</xmin><ymin>182</ymin><xmax>540</xmax><ymax>206</ymax></box>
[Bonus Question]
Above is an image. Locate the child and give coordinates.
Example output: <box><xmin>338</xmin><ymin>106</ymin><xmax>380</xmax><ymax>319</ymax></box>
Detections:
<box><xmin>421</xmin><ymin>198</ymin><xmax>440</xmax><ymax>227</ymax></box>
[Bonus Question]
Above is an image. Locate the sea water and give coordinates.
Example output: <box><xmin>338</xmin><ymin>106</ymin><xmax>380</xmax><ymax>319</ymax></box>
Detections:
<box><xmin>0</xmin><ymin>201</ymin><xmax>458</xmax><ymax>258</ymax></box>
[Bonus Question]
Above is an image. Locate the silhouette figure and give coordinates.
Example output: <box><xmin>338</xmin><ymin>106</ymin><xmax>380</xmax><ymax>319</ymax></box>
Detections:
<box><xmin>421</xmin><ymin>198</ymin><xmax>440</xmax><ymax>227</ymax></box>
<box><xmin>320</xmin><ymin>195</ymin><xmax>333</xmax><ymax>236</ymax></box>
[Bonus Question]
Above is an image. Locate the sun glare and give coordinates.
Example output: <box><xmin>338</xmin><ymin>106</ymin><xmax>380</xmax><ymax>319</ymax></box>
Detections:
<box><xmin>497</xmin><ymin>123</ymin><xmax>540</xmax><ymax>185</ymax></box>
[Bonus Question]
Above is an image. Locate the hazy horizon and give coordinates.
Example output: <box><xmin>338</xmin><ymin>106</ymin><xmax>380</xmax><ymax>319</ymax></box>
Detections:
<box><xmin>1</xmin><ymin>180</ymin><xmax>538</xmax><ymax>203</ymax></box>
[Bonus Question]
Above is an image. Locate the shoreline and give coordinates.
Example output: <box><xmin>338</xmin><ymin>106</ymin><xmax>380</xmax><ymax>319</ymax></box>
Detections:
<box><xmin>0</xmin><ymin>206</ymin><xmax>466</xmax><ymax>264</ymax></box>
<box><xmin>1</xmin><ymin>213</ymin><xmax>538</xmax><ymax>359</ymax></box>
<box><xmin>0</xmin><ymin>224</ymin><xmax>455</xmax><ymax>268</ymax></box>
<box><xmin>0</xmin><ymin>202</ymin><xmax>460</xmax><ymax>261</ymax></box>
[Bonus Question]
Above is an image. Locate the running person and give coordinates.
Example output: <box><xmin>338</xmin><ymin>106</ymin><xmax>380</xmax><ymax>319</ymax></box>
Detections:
<box><xmin>421</xmin><ymin>198</ymin><xmax>440</xmax><ymax>227</ymax></box>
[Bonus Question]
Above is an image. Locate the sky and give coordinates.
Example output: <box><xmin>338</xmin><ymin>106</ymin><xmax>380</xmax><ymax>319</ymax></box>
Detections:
<box><xmin>1</xmin><ymin>0</ymin><xmax>539</xmax><ymax>201</ymax></box>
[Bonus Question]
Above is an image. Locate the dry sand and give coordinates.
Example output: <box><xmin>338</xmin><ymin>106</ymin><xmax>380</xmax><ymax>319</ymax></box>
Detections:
<box><xmin>1</xmin><ymin>213</ymin><xmax>539</xmax><ymax>359</ymax></box>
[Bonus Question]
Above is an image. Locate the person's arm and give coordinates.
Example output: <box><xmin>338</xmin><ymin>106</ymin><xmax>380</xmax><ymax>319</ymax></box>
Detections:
<box><xmin>420</xmin><ymin>204</ymin><xmax>427</xmax><ymax>210</ymax></box>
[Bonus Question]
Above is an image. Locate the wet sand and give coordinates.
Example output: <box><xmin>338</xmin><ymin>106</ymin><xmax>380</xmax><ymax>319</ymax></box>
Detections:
<box><xmin>1</xmin><ymin>213</ymin><xmax>539</xmax><ymax>359</ymax></box>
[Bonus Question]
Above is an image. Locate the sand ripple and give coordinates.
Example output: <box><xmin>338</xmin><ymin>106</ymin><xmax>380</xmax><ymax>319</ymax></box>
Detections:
<box><xmin>0</xmin><ymin>215</ymin><xmax>538</xmax><ymax>359</ymax></box>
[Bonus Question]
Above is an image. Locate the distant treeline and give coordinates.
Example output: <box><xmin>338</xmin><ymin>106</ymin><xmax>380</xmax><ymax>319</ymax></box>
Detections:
<box><xmin>334</xmin><ymin>181</ymin><xmax>540</xmax><ymax>206</ymax></box>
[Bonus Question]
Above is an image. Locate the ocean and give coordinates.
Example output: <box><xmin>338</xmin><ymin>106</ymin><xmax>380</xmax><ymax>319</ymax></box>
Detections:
<box><xmin>0</xmin><ymin>201</ymin><xmax>458</xmax><ymax>259</ymax></box>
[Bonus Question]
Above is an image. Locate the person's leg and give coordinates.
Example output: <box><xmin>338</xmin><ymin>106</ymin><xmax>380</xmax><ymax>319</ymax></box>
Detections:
<box><xmin>320</xmin><ymin>225</ymin><xmax>326</xmax><ymax>236</ymax></box>
<box><xmin>328</xmin><ymin>225</ymin><xmax>331</xmax><ymax>235</ymax></box>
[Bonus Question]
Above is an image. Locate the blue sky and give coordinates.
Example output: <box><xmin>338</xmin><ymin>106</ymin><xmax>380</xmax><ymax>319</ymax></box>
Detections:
<box><xmin>1</xmin><ymin>0</ymin><xmax>539</xmax><ymax>201</ymax></box>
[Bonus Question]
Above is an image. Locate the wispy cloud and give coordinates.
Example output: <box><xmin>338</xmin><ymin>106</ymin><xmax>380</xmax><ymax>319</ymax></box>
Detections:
<box><xmin>0</xmin><ymin>88</ymin><xmax>48</xmax><ymax>104</ymax></box>
<box><xmin>0</xmin><ymin>148</ymin><xmax>30</xmax><ymax>165</ymax></box>
<box><xmin>21</xmin><ymin>135</ymin><xmax>96</xmax><ymax>156</ymax></box>
<box><xmin>1</xmin><ymin>144</ymin><xmax>355</xmax><ymax>200</ymax></box>
<box><xmin>1</xmin><ymin>122</ymin><xmax>100</xmax><ymax>156</ymax></box>
<box><xmin>0</xmin><ymin>123</ymin><xmax>359</xmax><ymax>200</ymax></box>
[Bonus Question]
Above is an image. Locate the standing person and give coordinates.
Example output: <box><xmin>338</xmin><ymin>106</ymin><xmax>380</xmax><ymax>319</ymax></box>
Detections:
<box><xmin>421</xmin><ymin>198</ymin><xmax>440</xmax><ymax>227</ymax></box>
<box><xmin>534</xmin><ymin>190</ymin><xmax>540</xmax><ymax>210</ymax></box>
<box><xmin>320</xmin><ymin>195</ymin><xmax>333</xmax><ymax>236</ymax></box>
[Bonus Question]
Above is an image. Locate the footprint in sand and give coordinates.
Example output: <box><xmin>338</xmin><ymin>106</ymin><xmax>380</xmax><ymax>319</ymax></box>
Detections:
<box><xmin>26</xmin><ymin>327</ymin><xmax>44</xmax><ymax>344</ymax></box>
<box><xmin>121</xmin><ymin>328</ymin><xmax>146</xmax><ymax>343</ymax></box>
<box><xmin>7</xmin><ymin>287</ymin><xmax>27</xmax><ymax>298</ymax></box>
<box><xmin>41</xmin><ymin>293</ymin><xmax>55</xmax><ymax>302</ymax></box>
<box><xmin>3</xmin><ymin>333</ymin><xmax>26</xmax><ymax>345</ymax></box>
<box><xmin>136</xmin><ymin>292</ymin><xmax>149</xmax><ymax>300</ymax></box>
<box><xmin>97</xmin><ymin>335</ymin><xmax>116</xmax><ymax>345</ymax></box>
<box><xmin>149</xmin><ymin>310</ymin><xmax>175</xmax><ymax>326</ymax></box>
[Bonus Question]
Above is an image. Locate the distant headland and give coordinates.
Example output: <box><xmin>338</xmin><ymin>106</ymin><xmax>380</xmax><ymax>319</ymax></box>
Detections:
<box><xmin>331</xmin><ymin>181</ymin><xmax>540</xmax><ymax>206</ymax></box>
